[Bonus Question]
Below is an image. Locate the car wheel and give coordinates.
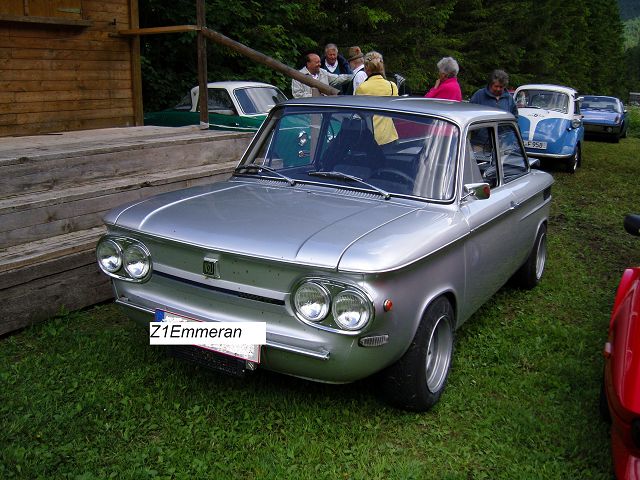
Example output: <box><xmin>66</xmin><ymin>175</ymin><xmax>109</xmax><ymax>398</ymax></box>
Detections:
<box><xmin>380</xmin><ymin>296</ymin><xmax>455</xmax><ymax>412</ymax></box>
<box><xmin>565</xmin><ymin>144</ymin><xmax>581</xmax><ymax>173</ymax></box>
<box><xmin>513</xmin><ymin>224</ymin><xmax>547</xmax><ymax>289</ymax></box>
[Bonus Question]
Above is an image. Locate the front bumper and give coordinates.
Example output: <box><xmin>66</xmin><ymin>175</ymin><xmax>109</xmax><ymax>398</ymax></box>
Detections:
<box><xmin>584</xmin><ymin>123</ymin><xmax>623</xmax><ymax>135</ymax></box>
<box><xmin>114</xmin><ymin>291</ymin><xmax>401</xmax><ymax>384</ymax></box>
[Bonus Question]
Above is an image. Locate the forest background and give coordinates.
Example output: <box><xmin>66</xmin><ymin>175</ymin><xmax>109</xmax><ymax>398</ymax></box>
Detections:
<box><xmin>139</xmin><ymin>0</ymin><xmax>640</xmax><ymax>112</ymax></box>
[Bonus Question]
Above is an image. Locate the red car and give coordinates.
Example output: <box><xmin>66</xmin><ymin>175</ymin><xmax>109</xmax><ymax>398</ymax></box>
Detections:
<box><xmin>602</xmin><ymin>214</ymin><xmax>640</xmax><ymax>479</ymax></box>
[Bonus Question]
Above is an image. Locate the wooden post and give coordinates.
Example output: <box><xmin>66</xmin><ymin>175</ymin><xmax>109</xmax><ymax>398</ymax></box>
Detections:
<box><xmin>129</xmin><ymin>0</ymin><xmax>143</xmax><ymax>126</ymax></box>
<box><xmin>196</xmin><ymin>0</ymin><xmax>209</xmax><ymax>129</ymax></box>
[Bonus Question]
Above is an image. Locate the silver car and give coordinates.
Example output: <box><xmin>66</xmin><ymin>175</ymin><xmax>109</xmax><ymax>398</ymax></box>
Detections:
<box><xmin>97</xmin><ymin>96</ymin><xmax>553</xmax><ymax>411</ymax></box>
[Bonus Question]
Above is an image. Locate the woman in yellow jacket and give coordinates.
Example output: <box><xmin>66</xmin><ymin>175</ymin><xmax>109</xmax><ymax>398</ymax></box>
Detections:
<box><xmin>355</xmin><ymin>51</ymin><xmax>398</xmax><ymax>145</ymax></box>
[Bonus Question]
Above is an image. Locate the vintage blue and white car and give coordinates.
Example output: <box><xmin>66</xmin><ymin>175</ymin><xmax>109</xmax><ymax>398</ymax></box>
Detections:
<box><xmin>97</xmin><ymin>96</ymin><xmax>554</xmax><ymax>411</ymax></box>
<box><xmin>514</xmin><ymin>84</ymin><xmax>585</xmax><ymax>173</ymax></box>
<box><xmin>581</xmin><ymin>95</ymin><xmax>628</xmax><ymax>142</ymax></box>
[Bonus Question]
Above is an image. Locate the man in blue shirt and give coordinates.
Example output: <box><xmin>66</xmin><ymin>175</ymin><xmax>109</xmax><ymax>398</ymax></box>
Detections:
<box><xmin>470</xmin><ymin>70</ymin><xmax>518</xmax><ymax>117</ymax></box>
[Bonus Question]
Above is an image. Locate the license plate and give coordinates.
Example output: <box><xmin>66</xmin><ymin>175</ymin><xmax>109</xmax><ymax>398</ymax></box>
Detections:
<box><xmin>524</xmin><ymin>140</ymin><xmax>547</xmax><ymax>150</ymax></box>
<box><xmin>155</xmin><ymin>310</ymin><xmax>260</xmax><ymax>363</ymax></box>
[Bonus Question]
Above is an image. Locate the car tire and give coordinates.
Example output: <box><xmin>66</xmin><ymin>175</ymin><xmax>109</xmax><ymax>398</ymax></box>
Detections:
<box><xmin>565</xmin><ymin>144</ymin><xmax>581</xmax><ymax>173</ymax></box>
<box><xmin>513</xmin><ymin>224</ymin><xmax>547</xmax><ymax>289</ymax></box>
<box><xmin>380</xmin><ymin>296</ymin><xmax>455</xmax><ymax>412</ymax></box>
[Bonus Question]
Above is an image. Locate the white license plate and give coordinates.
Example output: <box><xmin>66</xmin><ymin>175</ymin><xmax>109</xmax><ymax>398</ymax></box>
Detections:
<box><xmin>155</xmin><ymin>310</ymin><xmax>260</xmax><ymax>363</ymax></box>
<box><xmin>524</xmin><ymin>140</ymin><xmax>547</xmax><ymax>150</ymax></box>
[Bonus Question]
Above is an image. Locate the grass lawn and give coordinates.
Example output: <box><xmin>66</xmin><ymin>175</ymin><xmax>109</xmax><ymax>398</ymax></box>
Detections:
<box><xmin>2</xmin><ymin>133</ymin><xmax>639</xmax><ymax>479</ymax></box>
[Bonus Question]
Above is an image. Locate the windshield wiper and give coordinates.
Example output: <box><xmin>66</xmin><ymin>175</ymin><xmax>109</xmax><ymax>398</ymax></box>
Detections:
<box><xmin>308</xmin><ymin>171</ymin><xmax>391</xmax><ymax>200</ymax></box>
<box><xmin>234</xmin><ymin>164</ymin><xmax>296</xmax><ymax>186</ymax></box>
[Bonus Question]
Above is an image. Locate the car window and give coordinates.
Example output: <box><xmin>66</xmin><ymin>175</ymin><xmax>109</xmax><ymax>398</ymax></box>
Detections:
<box><xmin>241</xmin><ymin>107</ymin><xmax>459</xmax><ymax>201</ymax></box>
<box><xmin>468</xmin><ymin>126</ymin><xmax>498</xmax><ymax>188</ymax></box>
<box><xmin>516</xmin><ymin>90</ymin><xmax>569</xmax><ymax>113</ymax></box>
<box><xmin>235</xmin><ymin>87</ymin><xmax>288</xmax><ymax>115</ymax></box>
<box><xmin>174</xmin><ymin>93</ymin><xmax>192</xmax><ymax>111</ymax></box>
<box><xmin>206</xmin><ymin>89</ymin><xmax>235</xmax><ymax>112</ymax></box>
<box><xmin>498</xmin><ymin>124</ymin><xmax>527</xmax><ymax>182</ymax></box>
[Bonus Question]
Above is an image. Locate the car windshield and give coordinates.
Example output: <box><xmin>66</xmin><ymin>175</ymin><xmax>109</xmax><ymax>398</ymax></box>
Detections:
<box><xmin>515</xmin><ymin>89</ymin><xmax>570</xmax><ymax>113</ymax></box>
<box><xmin>237</xmin><ymin>106</ymin><xmax>460</xmax><ymax>201</ymax></box>
<box><xmin>234</xmin><ymin>87</ymin><xmax>288</xmax><ymax>115</ymax></box>
<box><xmin>581</xmin><ymin>97</ymin><xmax>621</xmax><ymax>113</ymax></box>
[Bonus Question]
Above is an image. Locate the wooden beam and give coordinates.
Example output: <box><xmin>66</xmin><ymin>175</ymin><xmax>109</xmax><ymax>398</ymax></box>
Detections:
<box><xmin>129</xmin><ymin>0</ymin><xmax>143</xmax><ymax>126</ymax></box>
<box><xmin>117</xmin><ymin>25</ymin><xmax>200</xmax><ymax>36</ymax></box>
<box><xmin>196</xmin><ymin>0</ymin><xmax>208</xmax><ymax>129</ymax></box>
<box><xmin>200</xmin><ymin>27</ymin><xmax>339</xmax><ymax>96</ymax></box>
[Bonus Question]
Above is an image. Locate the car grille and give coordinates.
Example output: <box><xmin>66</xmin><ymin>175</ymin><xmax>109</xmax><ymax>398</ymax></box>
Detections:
<box><xmin>167</xmin><ymin>345</ymin><xmax>249</xmax><ymax>377</ymax></box>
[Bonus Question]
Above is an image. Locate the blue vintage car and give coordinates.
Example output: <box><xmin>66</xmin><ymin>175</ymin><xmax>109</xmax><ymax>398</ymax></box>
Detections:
<box><xmin>581</xmin><ymin>95</ymin><xmax>628</xmax><ymax>142</ymax></box>
<box><xmin>514</xmin><ymin>84</ymin><xmax>585</xmax><ymax>173</ymax></box>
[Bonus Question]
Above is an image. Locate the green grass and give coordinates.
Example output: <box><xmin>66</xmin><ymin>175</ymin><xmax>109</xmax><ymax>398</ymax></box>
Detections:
<box><xmin>2</xmin><ymin>138</ymin><xmax>640</xmax><ymax>479</ymax></box>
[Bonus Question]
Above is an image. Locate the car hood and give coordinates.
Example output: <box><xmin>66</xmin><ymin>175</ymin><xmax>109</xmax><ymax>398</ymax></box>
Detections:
<box><xmin>106</xmin><ymin>180</ymin><xmax>463</xmax><ymax>272</ymax></box>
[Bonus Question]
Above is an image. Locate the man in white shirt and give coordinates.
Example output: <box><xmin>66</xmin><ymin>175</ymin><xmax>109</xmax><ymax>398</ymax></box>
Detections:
<box><xmin>346</xmin><ymin>46</ymin><xmax>367</xmax><ymax>95</ymax></box>
<box><xmin>291</xmin><ymin>53</ymin><xmax>352</xmax><ymax>98</ymax></box>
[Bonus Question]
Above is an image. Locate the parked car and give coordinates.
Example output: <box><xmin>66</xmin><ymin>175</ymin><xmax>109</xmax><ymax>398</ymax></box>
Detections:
<box><xmin>144</xmin><ymin>81</ymin><xmax>287</xmax><ymax>132</ymax></box>
<box><xmin>601</xmin><ymin>214</ymin><xmax>640</xmax><ymax>479</ymax></box>
<box><xmin>581</xmin><ymin>95</ymin><xmax>628</xmax><ymax>142</ymax></box>
<box><xmin>97</xmin><ymin>96</ymin><xmax>554</xmax><ymax>411</ymax></box>
<box><xmin>514</xmin><ymin>84</ymin><xmax>585</xmax><ymax>173</ymax></box>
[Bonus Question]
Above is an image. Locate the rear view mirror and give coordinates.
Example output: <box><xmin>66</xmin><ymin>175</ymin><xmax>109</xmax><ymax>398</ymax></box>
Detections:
<box><xmin>463</xmin><ymin>182</ymin><xmax>491</xmax><ymax>201</ymax></box>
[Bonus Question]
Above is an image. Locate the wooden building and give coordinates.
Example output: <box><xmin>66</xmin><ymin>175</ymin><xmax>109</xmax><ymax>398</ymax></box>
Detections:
<box><xmin>0</xmin><ymin>0</ymin><xmax>142</xmax><ymax>137</ymax></box>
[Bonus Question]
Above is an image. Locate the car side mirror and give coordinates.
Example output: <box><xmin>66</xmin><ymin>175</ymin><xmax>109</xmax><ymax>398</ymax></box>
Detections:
<box><xmin>624</xmin><ymin>214</ymin><xmax>640</xmax><ymax>237</ymax></box>
<box><xmin>529</xmin><ymin>157</ymin><xmax>541</xmax><ymax>168</ymax></box>
<box><xmin>462</xmin><ymin>182</ymin><xmax>491</xmax><ymax>201</ymax></box>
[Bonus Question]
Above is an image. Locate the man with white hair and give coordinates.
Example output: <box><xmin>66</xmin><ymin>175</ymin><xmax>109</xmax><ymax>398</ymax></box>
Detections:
<box><xmin>320</xmin><ymin>43</ymin><xmax>352</xmax><ymax>76</ymax></box>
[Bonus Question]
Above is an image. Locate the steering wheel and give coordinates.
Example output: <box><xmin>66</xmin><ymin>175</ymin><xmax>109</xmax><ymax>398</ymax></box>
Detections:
<box><xmin>371</xmin><ymin>168</ymin><xmax>414</xmax><ymax>187</ymax></box>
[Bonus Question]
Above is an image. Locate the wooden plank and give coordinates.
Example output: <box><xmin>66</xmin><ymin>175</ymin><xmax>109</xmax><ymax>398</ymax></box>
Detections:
<box><xmin>0</xmin><ymin>58</ymin><xmax>132</xmax><ymax>71</ymax></box>
<box><xmin>117</xmin><ymin>25</ymin><xmax>199</xmax><ymax>35</ymax></box>
<box><xmin>2</xmin><ymin>47</ymin><xmax>134</xmax><ymax>61</ymax></box>
<box><xmin>0</xmin><ymin>143</ymin><xmax>242</xmax><ymax>197</ymax></box>
<box><xmin>0</xmin><ymin>263</ymin><xmax>113</xmax><ymax>336</ymax></box>
<box><xmin>0</xmin><ymin>79</ymin><xmax>133</xmax><ymax>92</ymax></box>
<box><xmin>129</xmin><ymin>0</ymin><xmax>143</xmax><ymax>126</ymax></box>
<box><xmin>4</xmin><ymin>98</ymin><xmax>132</xmax><ymax>115</ymax></box>
<box><xmin>0</xmin><ymin>227</ymin><xmax>104</xmax><ymax>277</ymax></box>
<box><xmin>0</xmin><ymin>116</ymin><xmax>137</xmax><ymax>136</ymax></box>
<box><xmin>0</xmin><ymin>107</ymin><xmax>135</xmax><ymax>126</ymax></box>
<box><xmin>0</xmin><ymin>70</ymin><xmax>131</xmax><ymax>82</ymax></box>
<box><xmin>0</xmin><ymin>35</ymin><xmax>130</xmax><ymax>50</ymax></box>
<box><xmin>0</xmin><ymin>164</ymin><xmax>235</xmax><ymax>247</ymax></box>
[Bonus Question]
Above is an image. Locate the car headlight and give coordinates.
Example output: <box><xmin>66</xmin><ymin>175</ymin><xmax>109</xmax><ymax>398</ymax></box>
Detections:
<box><xmin>333</xmin><ymin>290</ymin><xmax>372</xmax><ymax>330</ymax></box>
<box><xmin>123</xmin><ymin>243</ymin><xmax>151</xmax><ymax>279</ymax></box>
<box><xmin>571</xmin><ymin>118</ymin><xmax>582</xmax><ymax>129</ymax></box>
<box><xmin>97</xmin><ymin>239</ymin><xmax>122</xmax><ymax>273</ymax></box>
<box><xmin>294</xmin><ymin>282</ymin><xmax>330</xmax><ymax>322</ymax></box>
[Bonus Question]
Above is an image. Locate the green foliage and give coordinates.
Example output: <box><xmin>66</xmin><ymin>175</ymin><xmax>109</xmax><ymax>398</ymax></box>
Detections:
<box><xmin>139</xmin><ymin>0</ymin><xmax>627</xmax><ymax>108</ymax></box>
<box><xmin>4</xmin><ymin>137</ymin><xmax>640</xmax><ymax>478</ymax></box>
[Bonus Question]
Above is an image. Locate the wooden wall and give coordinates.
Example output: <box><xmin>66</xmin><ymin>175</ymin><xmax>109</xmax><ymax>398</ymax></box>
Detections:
<box><xmin>0</xmin><ymin>0</ymin><xmax>140</xmax><ymax>137</ymax></box>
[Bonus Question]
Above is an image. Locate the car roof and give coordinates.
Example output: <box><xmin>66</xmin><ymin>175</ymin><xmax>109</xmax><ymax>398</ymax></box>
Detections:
<box><xmin>280</xmin><ymin>96</ymin><xmax>516</xmax><ymax>126</ymax></box>
<box><xmin>515</xmin><ymin>84</ymin><xmax>578</xmax><ymax>96</ymax></box>
<box><xmin>582</xmin><ymin>95</ymin><xmax>620</xmax><ymax>101</ymax></box>
<box><xmin>190</xmin><ymin>81</ymin><xmax>280</xmax><ymax>94</ymax></box>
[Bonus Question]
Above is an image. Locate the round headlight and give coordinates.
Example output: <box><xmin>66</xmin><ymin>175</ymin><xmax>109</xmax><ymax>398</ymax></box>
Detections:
<box><xmin>332</xmin><ymin>290</ymin><xmax>372</xmax><ymax>331</ymax></box>
<box><xmin>123</xmin><ymin>244</ymin><xmax>150</xmax><ymax>279</ymax></box>
<box><xmin>97</xmin><ymin>239</ymin><xmax>122</xmax><ymax>273</ymax></box>
<box><xmin>294</xmin><ymin>282</ymin><xmax>330</xmax><ymax>322</ymax></box>
<box><xmin>571</xmin><ymin>118</ymin><xmax>582</xmax><ymax>129</ymax></box>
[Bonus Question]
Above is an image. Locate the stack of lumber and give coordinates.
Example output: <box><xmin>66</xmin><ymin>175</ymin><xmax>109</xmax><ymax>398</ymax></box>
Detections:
<box><xmin>0</xmin><ymin>126</ymin><xmax>253</xmax><ymax>335</ymax></box>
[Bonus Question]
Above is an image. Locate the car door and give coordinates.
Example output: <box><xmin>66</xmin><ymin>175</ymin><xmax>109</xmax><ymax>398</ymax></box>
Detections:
<box><xmin>460</xmin><ymin>124</ymin><xmax>521</xmax><ymax>316</ymax></box>
<box><xmin>496</xmin><ymin>123</ymin><xmax>539</xmax><ymax>268</ymax></box>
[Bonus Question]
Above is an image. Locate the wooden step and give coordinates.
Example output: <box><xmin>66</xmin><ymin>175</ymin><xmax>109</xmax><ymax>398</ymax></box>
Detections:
<box><xmin>0</xmin><ymin>161</ymin><xmax>236</xmax><ymax>249</ymax></box>
<box><xmin>0</xmin><ymin>126</ymin><xmax>252</xmax><ymax>197</ymax></box>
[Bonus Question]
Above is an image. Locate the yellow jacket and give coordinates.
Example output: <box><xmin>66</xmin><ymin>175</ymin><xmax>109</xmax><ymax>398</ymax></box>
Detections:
<box><xmin>355</xmin><ymin>74</ymin><xmax>399</xmax><ymax>145</ymax></box>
